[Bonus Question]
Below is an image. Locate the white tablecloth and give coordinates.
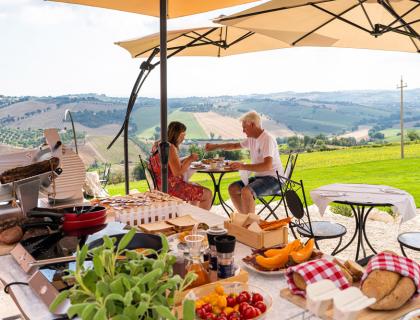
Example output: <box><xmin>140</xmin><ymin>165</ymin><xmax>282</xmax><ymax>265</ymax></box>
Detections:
<box><xmin>310</xmin><ymin>183</ymin><xmax>417</xmax><ymax>223</ymax></box>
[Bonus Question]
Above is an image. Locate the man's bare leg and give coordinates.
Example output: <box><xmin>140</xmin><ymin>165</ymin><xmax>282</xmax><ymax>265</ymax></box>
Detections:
<box><xmin>228</xmin><ymin>183</ymin><xmax>244</xmax><ymax>213</ymax></box>
<box><xmin>241</xmin><ymin>187</ymin><xmax>255</xmax><ymax>214</ymax></box>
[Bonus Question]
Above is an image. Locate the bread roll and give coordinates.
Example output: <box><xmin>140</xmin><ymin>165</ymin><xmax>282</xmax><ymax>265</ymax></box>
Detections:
<box><xmin>362</xmin><ymin>270</ymin><xmax>401</xmax><ymax>301</ymax></box>
<box><xmin>333</xmin><ymin>259</ymin><xmax>353</xmax><ymax>285</ymax></box>
<box><xmin>362</xmin><ymin>269</ymin><xmax>417</xmax><ymax>310</ymax></box>
<box><xmin>292</xmin><ymin>272</ymin><xmax>307</xmax><ymax>291</ymax></box>
<box><xmin>0</xmin><ymin>226</ymin><xmax>23</xmax><ymax>244</ymax></box>
<box><xmin>370</xmin><ymin>277</ymin><xmax>416</xmax><ymax>310</ymax></box>
<box><xmin>344</xmin><ymin>260</ymin><xmax>364</xmax><ymax>282</ymax></box>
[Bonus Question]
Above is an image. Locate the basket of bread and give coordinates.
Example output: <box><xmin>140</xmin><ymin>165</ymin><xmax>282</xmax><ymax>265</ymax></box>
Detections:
<box><xmin>282</xmin><ymin>250</ymin><xmax>420</xmax><ymax>320</ymax></box>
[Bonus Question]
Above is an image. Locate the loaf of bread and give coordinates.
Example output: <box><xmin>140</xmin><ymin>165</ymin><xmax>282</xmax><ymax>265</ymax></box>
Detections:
<box><xmin>361</xmin><ymin>269</ymin><xmax>416</xmax><ymax>310</ymax></box>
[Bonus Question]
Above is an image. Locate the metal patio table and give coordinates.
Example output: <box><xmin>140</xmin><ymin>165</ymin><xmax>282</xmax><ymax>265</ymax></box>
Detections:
<box><xmin>197</xmin><ymin>167</ymin><xmax>238</xmax><ymax>217</ymax></box>
<box><xmin>311</xmin><ymin>183</ymin><xmax>417</xmax><ymax>261</ymax></box>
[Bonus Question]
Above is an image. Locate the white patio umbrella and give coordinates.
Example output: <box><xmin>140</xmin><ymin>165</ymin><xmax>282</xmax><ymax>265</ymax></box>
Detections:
<box><xmin>50</xmin><ymin>0</ymin><xmax>262</xmax><ymax>194</ymax></box>
<box><xmin>217</xmin><ymin>0</ymin><xmax>420</xmax><ymax>53</ymax></box>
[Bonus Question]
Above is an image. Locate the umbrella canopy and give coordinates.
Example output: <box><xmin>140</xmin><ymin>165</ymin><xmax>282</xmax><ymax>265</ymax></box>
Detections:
<box><xmin>217</xmin><ymin>0</ymin><xmax>420</xmax><ymax>53</ymax></box>
<box><xmin>50</xmin><ymin>0</ymin><xmax>260</xmax><ymax>18</ymax></box>
<box><xmin>49</xmin><ymin>0</ymin><xmax>262</xmax><ymax>194</ymax></box>
<box><xmin>115</xmin><ymin>25</ymin><xmax>291</xmax><ymax>58</ymax></box>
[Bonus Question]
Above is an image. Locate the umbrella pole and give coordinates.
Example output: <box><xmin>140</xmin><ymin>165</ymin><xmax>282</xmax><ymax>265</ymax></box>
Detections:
<box><xmin>159</xmin><ymin>0</ymin><xmax>169</xmax><ymax>193</ymax></box>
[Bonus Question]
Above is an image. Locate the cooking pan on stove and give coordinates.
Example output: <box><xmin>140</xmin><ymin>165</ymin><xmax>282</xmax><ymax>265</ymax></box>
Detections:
<box><xmin>27</xmin><ymin>206</ymin><xmax>107</xmax><ymax>231</ymax></box>
<box><xmin>88</xmin><ymin>232</ymin><xmax>163</xmax><ymax>253</ymax></box>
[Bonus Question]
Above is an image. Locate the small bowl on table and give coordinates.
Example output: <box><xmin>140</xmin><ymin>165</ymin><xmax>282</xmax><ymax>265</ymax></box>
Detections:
<box><xmin>184</xmin><ymin>282</ymin><xmax>272</xmax><ymax>319</ymax></box>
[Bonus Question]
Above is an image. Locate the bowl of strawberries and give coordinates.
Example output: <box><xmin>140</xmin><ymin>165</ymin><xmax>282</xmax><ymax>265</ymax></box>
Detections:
<box><xmin>184</xmin><ymin>282</ymin><xmax>272</xmax><ymax>319</ymax></box>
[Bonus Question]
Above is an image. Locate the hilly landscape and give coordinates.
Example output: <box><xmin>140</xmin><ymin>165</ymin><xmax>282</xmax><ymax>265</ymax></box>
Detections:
<box><xmin>1</xmin><ymin>89</ymin><xmax>419</xmax><ymax>167</ymax></box>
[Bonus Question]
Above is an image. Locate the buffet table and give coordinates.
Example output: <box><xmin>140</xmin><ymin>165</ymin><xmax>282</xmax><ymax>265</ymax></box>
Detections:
<box><xmin>0</xmin><ymin>205</ymin><xmax>315</xmax><ymax>320</ymax></box>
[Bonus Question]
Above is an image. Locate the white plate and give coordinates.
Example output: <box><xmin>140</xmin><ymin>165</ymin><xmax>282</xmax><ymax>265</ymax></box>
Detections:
<box><xmin>319</xmin><ymin>192</ymin><xmax>347</xmax><ymax>197</ymax></box>
<box><xmin>380</xmin><ymin>188</ymin><xmax>405</xmax><ymax>195</ymax></box>
<box><xmin>401</xmin><ymin>309</ymin><xmax>420</xmax><ymax>320</ymax></box>
<box><xmin>242</xmin><ymin>261</ymin><xmax>286</xmax><ymax>276</ymax></box>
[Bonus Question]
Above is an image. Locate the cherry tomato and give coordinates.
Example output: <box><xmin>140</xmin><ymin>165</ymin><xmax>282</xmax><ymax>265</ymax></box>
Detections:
<box><xmin>202</xmin><ymin>303</ymin><xmax>213</xmax><ymax>313</ymax></box>
<box><xmin>239</xmin><ymin>302</ymin><xmax>250</xmax><ymax>314</ymax></box>
<box><xmin>226</xmin><ymin>295</ymin><xmax>236</xmax><ymax>307</ymax></box>
<box><xmin>236</xmin><ymin>293</ymin><xmax>249</xmax><ymax>304</ymax></box>
<box><xmin>243</xmin><ymin>306</ymin><xmax>258</xmax><ymax>319</ymax></box>
<box><xmin>216</xmin><ymin>316</ymin><xmax>228</xmax><ymax>320</ymax></box>
<box><xmin>196</xmin><ymin>307</ymin><xmax>207</xmax><ymax>319</ymax></box>
<box><xmin>228</xmin><ymin>312</ymin><xmax>241</xmax><ymax>320</ymax></box>
<box><xmin>254</xmin><ymin>308</ymin><xmax>262</xmax><ymax>317</ymax></box>
<box><xmin>251</xmin><ymin>293</ymin><xmax>264</xmax><ymax>304</ymax></box>
<box><xmin>240</xmin><ymin>291</ymin><xmax>251</xmax><ymax>303</ymax></box>
<box><xmin>205</xmin><ymin>313</ymin><xmax>217</xmax><ymax>320</ymax></box>
<box><xmin>254</xmin><ymin>301</ymin><xmax>267</xmax><ymax>313</ymax></box>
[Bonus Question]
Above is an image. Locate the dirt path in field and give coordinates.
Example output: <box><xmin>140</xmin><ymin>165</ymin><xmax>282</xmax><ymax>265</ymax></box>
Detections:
<box><xmin>339</xmin><ymin>125</ymin><xmax>371</xmax><ymax>141</ymax></box>
<box><xmin>194</xmin><ymin>112</ymin><xmax>294</xmax><ymax>139</ymax></box>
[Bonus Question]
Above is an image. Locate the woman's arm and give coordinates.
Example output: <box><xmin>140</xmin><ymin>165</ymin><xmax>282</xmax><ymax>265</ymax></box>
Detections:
<box><xmin>168</xmin><ymin>145</ymin><xmax>194</xmax><ymax>176</ymax></box>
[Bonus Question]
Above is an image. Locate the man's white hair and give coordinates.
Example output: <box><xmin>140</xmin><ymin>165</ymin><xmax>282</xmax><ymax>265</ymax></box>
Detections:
<box><xmin>240</xmin><ymin>111</ymin><xmax>261</xmax><ymax>128</ymax></box>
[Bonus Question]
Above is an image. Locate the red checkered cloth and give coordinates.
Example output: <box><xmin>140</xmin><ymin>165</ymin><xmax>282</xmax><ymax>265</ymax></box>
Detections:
<box><xmin>286</xmin><ymin>258</ymin><xmax>350</xmax><ymax>297</ymax></box>
<box><xmin>361</xmin><ymin>252</ymin><xmax>420</xmax><ymax>295</ymax></box>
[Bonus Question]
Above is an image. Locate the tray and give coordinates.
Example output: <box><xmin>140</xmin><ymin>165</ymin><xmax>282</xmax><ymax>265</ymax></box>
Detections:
<box><xmin>280</xmin><ymin>288</ymin><xmax>420</xmax><ymax>320</ymax></box>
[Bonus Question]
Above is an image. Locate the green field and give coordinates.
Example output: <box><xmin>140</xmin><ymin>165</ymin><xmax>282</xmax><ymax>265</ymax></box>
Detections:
<box><xmin>380</xmin><ymin>128</ymin><xmax>420</xmax><ymax>142</ymax></box>
<box><xmin>107</xmin><ymin>143</ymin><xmax>420</xmax><ymax>207</ymax></box>
<box><xmin>137</xmin><ymin>109</ymin><xmax>207</xmax><ymax>139</ymax></box>
<box><xmin>87</xmin><ymin>136</ymin><xmax>142</xmax><ymax>164</ymax></box>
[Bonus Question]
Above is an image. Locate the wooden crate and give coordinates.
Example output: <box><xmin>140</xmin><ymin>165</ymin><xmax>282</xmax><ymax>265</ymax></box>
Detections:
<box><xmin>224</xmin><ymin>221</ymin><xmax>288</xmax><ymax>249</ymax></box>
<box><xmin>174</xmin><ymin>268</ymin><xmax>249</xmax><ymax>305</ymax></box>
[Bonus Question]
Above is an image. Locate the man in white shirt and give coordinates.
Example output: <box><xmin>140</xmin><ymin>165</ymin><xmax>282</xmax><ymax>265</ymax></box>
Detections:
<box><xmin>205</xmin><ymin>111</ymin><xmax>283</xmax><ymax>214</ymax></box>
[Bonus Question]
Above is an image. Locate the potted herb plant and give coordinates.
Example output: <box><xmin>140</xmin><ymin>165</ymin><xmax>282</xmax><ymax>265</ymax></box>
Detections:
<box><xmin>50</xmin><ymin>229</ymin><xmax>197</xmax><ymax>320</ymax></box>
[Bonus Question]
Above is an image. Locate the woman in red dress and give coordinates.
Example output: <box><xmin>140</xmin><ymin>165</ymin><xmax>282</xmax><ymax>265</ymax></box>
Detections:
<box><xmin>149</xmin><ymin>121</ymin><xmax>212</xmax><ymax>210</ymax></box>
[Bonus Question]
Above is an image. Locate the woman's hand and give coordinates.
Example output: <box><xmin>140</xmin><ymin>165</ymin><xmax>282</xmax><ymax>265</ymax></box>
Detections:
<box><xmin>189</xmin><ymin>153</ymin><xmax>199</xmax><ymax>161</ymax></box>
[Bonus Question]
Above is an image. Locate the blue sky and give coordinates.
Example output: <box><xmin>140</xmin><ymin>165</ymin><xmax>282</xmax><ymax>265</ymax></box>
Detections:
<box><xmin>1</xmin><ymin>0</ymin><xmax>419</xmax><ymax>98</ymax></box>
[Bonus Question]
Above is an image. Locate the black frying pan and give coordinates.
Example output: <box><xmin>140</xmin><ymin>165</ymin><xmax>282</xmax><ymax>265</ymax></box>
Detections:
<box><xmin>88</xmin><ymin>232</ymin><xmax>162</xmax><ymax>252</ymax></box>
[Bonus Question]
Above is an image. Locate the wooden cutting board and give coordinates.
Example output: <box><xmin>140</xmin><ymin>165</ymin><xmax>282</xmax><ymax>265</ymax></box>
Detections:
<box><xmin>280</xmin><ymin>288</ymin><xmax>420</xmax><ymax>320</ymax></box>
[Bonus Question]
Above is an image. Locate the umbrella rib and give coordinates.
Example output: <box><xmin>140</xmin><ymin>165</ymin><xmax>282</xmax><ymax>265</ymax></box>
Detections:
<box><xmin>292</xmin><ymin>1</ymin><xmax>370</xmax><ymax>46</ymax></box>
<box><xmin>379</xmin><ymin>0</ymin><xmax>420</xmax><ymax>40</ymax></box>
<box><xmin>227</xmin><ymin>31</ymin><xmax>255</xmax><ymax>47</ymax></box>
<box><xmin>358</xmin><ymin>0</ymin><xmax>375</xmax><ymax>30</ymax></box>
<box><xmin>218</xmin><ymin>0</ymin><xmax>334</xmax><ymax>22</ymax></box>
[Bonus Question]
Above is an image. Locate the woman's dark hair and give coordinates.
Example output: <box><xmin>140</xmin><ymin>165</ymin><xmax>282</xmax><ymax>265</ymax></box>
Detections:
<box><xmin>168</xmin><ymin>121</ymin><xmax>187</xmax><ymax>147</ymax></box>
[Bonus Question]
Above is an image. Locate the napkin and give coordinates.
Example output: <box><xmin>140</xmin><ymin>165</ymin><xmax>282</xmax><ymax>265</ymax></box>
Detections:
<box><xmin>239</xmin><ymin>170</ymin><xmax>250</xmax><ymax>186</ymax></box>
<box><xmin>183</xmin><ymin>168</ymin><xmax>195</xmax><ymax>182</ymax></box>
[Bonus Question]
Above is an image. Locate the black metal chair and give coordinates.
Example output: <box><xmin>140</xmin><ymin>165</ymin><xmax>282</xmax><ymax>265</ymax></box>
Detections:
<box><xmin>256</xmin><ymin>153</ymin><xmax>298</xmax><ymax>220</ymax></box>
<box><xmin>279</xmin><ymin>175</ymin><xmax>347</xmax><ymax>255</ymax></box>
<box><xmin>398</xmin><ymin>232</ymin><xmax>420</xmax><ymax>257</ymax></box>
<box><xmin>138</xmin><ymin>154</ymin><xmax>157</xmax><ymax>192</ymax></box>
<box><xmin>99</xmin><ymin>163</ymin><xmax>111</xmax><ymax>188</ymax></box>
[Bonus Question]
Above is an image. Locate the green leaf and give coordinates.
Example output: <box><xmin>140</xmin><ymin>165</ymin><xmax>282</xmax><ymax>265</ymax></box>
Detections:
<box><xmin>123</xmin><ymin>305</ymin><xmax>137</xmax><ymax>318</ymax></box>
<box><xmin>182</xmin><ymin>299</ymin><xmax>195</xmax><ymax>320</ymax></box>
<box><xmin>104</xmin><ymin>293</ymin><xmax>125</xmax><ymax>304</ymax></box>
<box><xmin>82</xmin><ymin>269</ymin><xmax>98</xmax><ymax>292</ymax></box>
<box><xmin>77</xmin><ymin>244</ymin><xmax>89</xmax><ymax>268</ymax></box>
<box><xmin>154</xmin><ymin>305</ymin><xmax>176</xmax><ymax>320</ymax></box>
<box><xmin>110</xmin><ymin>278</ymin><xmax>124</xmax><ymax>295</ymax></box>
<box><xmin>93</xmin><ymin>254</ymin><xmax>104</xmax><ymax>278</ymax></box>
<box><xmin>137</xmin><ymin>268</ymin><xmax>162</xmax><ymax>285</ymax></box>
<box><xmin>136</xmin><ymin>301</ymin><xmax>149</xmax><ymax>317</ymax></box>
<box><xmin>124</xmin><ymin>291</ymin><xmax>133</xmax><ymax>306</ymax></box>
<box><xmin>117</xmin><ymin>228</ymin><xmax>136</xmax><ymax>253</ymax></box>
<box><xmin>96</xmin><ymin>281</ymin><xmax>110</xmax><ymax>299</ymax></box>
<box><xmin>67</xmin><ymin>303</ymin><xmax>91</xmax><ymax>318</ymax></box>
<box><xmin>93</xmin><ymin>306</ymin><xmax>107</xmax><ymax>320</ymax></box>
<box><xmin>103</xmin><ymin>236</ymin><xmax>114</xmax><ymax>249</ymax></box>
<box><xmin>160</xmin><ymin>234</ymin><xmax>169</xmax><ymax>254</ymax></box>
<box><xmin>112</xmin><ymin>315</ymin><xmax>130</xmax><ymax>320</ymax></box>
<box><xmin>49</xmin><ymin>290</ymin><xmax>69</xmax><ymax>312</ymax></box>
<box><xmin>81</xmin><ymin>304</ymin><xmax>96</xmax><ymax>320</ymax></box>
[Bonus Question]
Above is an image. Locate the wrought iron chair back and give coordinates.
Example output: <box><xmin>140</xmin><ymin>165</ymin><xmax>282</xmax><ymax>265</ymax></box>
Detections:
<box><xmin>257</xmin><ymin>153</ymin><xmax>298</xmax><ymax>220</ymax></box>
<box><xmin>138</xmin><ymin>154</ymin><xmax>157</xmax><ymax>192</ymax></box>
<box><xmin>99</xmin><ymin>163</ymin><xmax>111</xmax><ymax>188</ymax></box>
<box><xmin>278</xmin><ymin>175</ymin><xmax>315</xmax><ymax>240</ymax></box>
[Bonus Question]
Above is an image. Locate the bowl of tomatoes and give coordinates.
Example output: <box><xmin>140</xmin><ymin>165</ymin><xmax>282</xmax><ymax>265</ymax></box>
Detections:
<box><xmin>184</xmin><ymin>282</ymin><xmax>272</xmax><ymax>320</ymax></box>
